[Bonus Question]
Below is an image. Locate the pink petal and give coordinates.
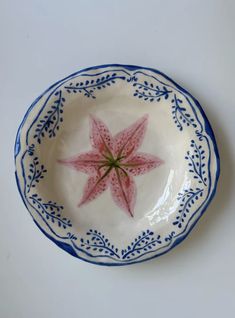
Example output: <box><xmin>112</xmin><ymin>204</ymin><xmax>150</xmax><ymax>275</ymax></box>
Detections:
<box><xmin>78</xmin><ymin>167</ymin><xmax>112</xmax><ymax>206</ymax></box>
<box><xmin>123</xmin><ymin>152</ymin><xmax>164</xmax><ymax>176</ymax></box>
<box><xmin>57</xmin><ymin>150</ymin><xmax>106</xmax><ymax>174</ymax></box>
<box><xmin>113</xmin><ymin>115</ymin><xmax>148</xmax><ymax>159</ymax></box>
<box><xmin>89</xmin><ymin>114</ymin><xmax>114</xmax><ymax>156</ymax></box>
<box><xmin>110</xmin><ymin>168</ymin><xmax>136</xmax><ymax>217</ymax></box>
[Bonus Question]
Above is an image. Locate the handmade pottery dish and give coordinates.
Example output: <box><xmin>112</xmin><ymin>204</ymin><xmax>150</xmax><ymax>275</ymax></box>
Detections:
<box><xmin>15</xmin><ymin>64</ymin><xmax>220</xmax><ymax>266</ymax></box>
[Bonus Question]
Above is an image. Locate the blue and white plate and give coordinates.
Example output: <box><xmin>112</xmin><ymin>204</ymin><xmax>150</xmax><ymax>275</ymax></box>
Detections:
<box><xmin>15</xmin><ymin>64</ymin><xmax>220</xmax><ymax>266</ymax></box>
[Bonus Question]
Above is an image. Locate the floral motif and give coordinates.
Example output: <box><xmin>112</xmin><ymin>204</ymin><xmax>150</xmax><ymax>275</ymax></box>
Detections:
<box><xmin>58</xmin><ymin>115</ymin><xmax>163</xmax><ymax>217</ymax></box>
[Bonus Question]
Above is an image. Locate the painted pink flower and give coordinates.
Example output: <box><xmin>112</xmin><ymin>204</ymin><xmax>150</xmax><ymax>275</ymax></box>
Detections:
<box><xmin>58</xmin><ymin>114</ymin><xmax>163</xmax><ymax>217</ymax></box>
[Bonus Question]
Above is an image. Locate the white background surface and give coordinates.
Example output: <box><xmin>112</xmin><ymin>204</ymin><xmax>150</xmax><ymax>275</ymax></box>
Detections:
<box><xmin>1</xmin><ymin>0</ymin><xmax>235</xmax><ymax>317</ymax></box>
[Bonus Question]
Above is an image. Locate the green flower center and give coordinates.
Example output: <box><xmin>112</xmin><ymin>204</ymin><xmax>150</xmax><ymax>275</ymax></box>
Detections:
<box><xmin>105</xmin><ymin>155</ymin><xmax>124</xmax><ymax>168</ymax></box>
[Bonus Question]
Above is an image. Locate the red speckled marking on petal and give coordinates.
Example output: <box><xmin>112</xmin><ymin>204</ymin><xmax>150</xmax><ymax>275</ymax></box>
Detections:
<box><xmin>89</xmin><ymin>114</ymin><xmax>114</xmax><ymax>156</ymax></box>
<box><xmin>113</xmin><ymin>114</ymin><xmax>148</xmax><ymax>159</ymax></box>
<box><xmin>123</xmin><ymin>152</ymin><xmax>164</xmax><ymax>176</ymax></box>
<box><xmin>78</xmin><ymin>167</ymin><xmax>112</xmax><ymax>206</ymax></box>
<box><xmin>58</xmin><ymin>150</ymin><xmax>106</xmax><ymax>174</ymax></box>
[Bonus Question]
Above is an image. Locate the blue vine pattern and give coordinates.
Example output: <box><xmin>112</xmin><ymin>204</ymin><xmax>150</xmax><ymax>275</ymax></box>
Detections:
<box><xmin>131</xmin><ymin>78</ymin><xmax>197</xmax><ymax>132</ymax></box>
<box><xmin>27</xmin><ymin>157</ymin><xmax>47</xmax><ymax>192</ymax></box>
<box><xmin>121</xmin><ymin>230</ymin><xmax>161</xmax><ymax>259</ymax></box>
<box><xmin>64</xmin><ymin>73</ymin><xmax>126</xmax><ymax>98</ymax></box>
<box><xmin>172</xmin><ymin>140</ymin><xmax>206</xmax><ymax>228</ymax></box>
<box><xmin>185</xmin><ymin>140</ymin><xmax>207</xmax><ymax>185</ymax></box>
<box><xmin>29</xmin><ymin>193</ymin><xmax>72</xmax><ymax>229</ymax></box>
<box><xmin>173</xmin><ymin>188</ymin><xmax>203</xmax><ymax>228</ymax></box>
<box><xmin>23</xmin><ymin>144</ymin><xmax>72</xmax><ymax>232</ymax></box>
<box><xmin>33</xmin><ymin>90</ymin><xmax>65</xmax><ymax>143</ymax></box>
<box><xmin>80</xmin><ymin>229</ymin><xmax>120</xmax><ymax>258</ymax></box>
<box><xmin>75</xmin><ymin>229</ymin><xmax>163</xmax><ymax>260</ymax></box>
<box><xmin>132</xmin><ymin>80</ymin><xmax>172</xmax><ymax>102</ymax></box>
<box><xmin>171</xmin><ymin>94</ymin><xmax>197</xmax><ymax>131</ymax></box>
<box><xmin>16</xmin><ymin>67</ymin><xmax>214</xmax><ymax>264</ymax></box>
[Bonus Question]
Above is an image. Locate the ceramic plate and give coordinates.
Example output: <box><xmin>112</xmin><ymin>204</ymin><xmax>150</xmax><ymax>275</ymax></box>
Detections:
<box><xmin>15</xmin><ymin>64</ymin><xmax>220</xmax><ymax>266</ymax></box>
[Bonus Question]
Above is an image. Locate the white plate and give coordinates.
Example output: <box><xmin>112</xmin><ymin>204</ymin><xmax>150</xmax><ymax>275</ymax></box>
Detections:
<box><xmin>15</xmin><ymin>64</ymin><xmax>220</xmax><ymax>266</ymax></box>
